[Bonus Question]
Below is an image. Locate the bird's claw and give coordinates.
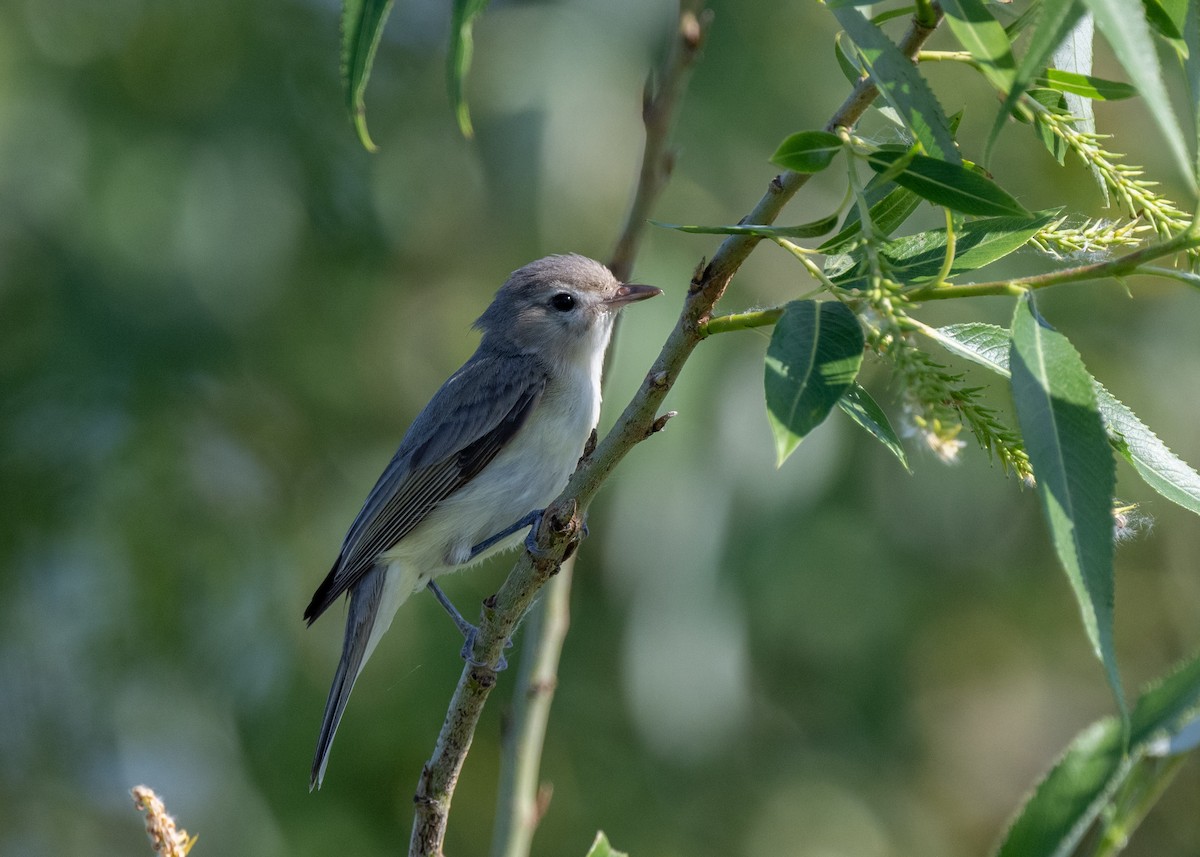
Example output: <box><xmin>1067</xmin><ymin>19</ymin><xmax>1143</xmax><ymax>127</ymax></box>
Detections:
<box><xmin>459</xmin><ymin>626</ymin><xmax>509</xmax><ymax>670</ymax></box>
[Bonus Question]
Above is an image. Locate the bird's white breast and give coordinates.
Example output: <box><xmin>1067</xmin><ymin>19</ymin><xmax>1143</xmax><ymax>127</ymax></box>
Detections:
<box><xmin>384</xmin><ymin>347</ymin><xmax>604</xmax><ymax>579</ymax></box>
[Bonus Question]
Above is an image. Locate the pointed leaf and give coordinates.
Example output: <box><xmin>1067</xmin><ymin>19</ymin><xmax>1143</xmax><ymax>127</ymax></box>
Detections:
<box><xmin>1142</xmin><ymin>0</ymin><xmax>1187</xmax><ymax>41</ymax></box>
<box><xmin>765</xmin><ymin>301</ymin><xmax>864</xmax><ymax>465</ymax></box>
<box><xmin>928</xmin><ymin>323</ymin><xmax>1200</xmax><ymax>516</ymax></box>
<box><xmin>831</xmin><ymin>6</ymin><xmax>961</xmax><ymax>164</ymax></box>
<box><xmin>831</xmin><ymin>212</ymin><xmax>1053</xmax><ymax>289</ymax></box>
<box><xmin>1023</xmin><ymin>89</ymin><xmax>1071</xmax><ymax>163</ymax></box>
<box><xmin>1093</xmin><ymin>381</ymin><xmax>1200</xmax><ymax>515</ymax></box>
<box><xmin>867</xmin><ymin>151</ymin><xmax>1030</xmax><ymax>217</ymax></box>
<box><xmin>1186</xmin><ymin>2</ymin><xmax>1200</xmax><ymax>181</ymax></box>
<box><xmin>772</xmin><ymin>131</ymin><xmax>844</xmax><ymax>173</ymax></box>
<box><xmin>1010</xmin><ymin>294</ymin><xmax>1122</xmax><ymax>715</ymax></box>
<box><xmin>652</xmin><ymin>215</ymin><xmax>839</xmax><ymax>240</ymax></box>
<box><xmin>584</xmin><ymin>832</ymin><xmax>628</xmax><ymax>857</ymax></box>
<box><xmin>449</xmin><ymin>0</ymin><xmax>490</xmax><ymax>138</ymax></box>
<box><xmin>1050</xmin><ymin>16</ymin><xmax>1109</xmax><ymax>201</ymax></box>
<box><xmin>927</xmin><ymin>321</ymin><xmax>1013</xmax><ymax>374</ymax></box>
<box><xmin>341</xmin><ymin>0</ymin><xmax>396</xmax><ymax>151</ymax></box>
<box><xmin>819</xmin><ymin>159</ymin><xmax>924</xmax><ymax>252</ymax></box>
<box><xmin>988</xmin><ymin>0</ymin><xmax>1088</xmax><ymax>160</ymax></box>
<box><xmin>1040</xmin><ymin>68</ymin><xmax>1137</xmax><ymax>100</ymax></box>
<box><xmin>942</xmin><ymin>0</ymin><xmax>1017</xmax><ymax>91</ymax></box>
<box><xmin>838</xmin><ymin>384</ymin><xmax>910</xmax><ymax>470</ymax></box>
<box><xmin>1083</xmin><ymin>0</ymin><xmax>1193</xmax><ymax>180</ymax></box>
<box><xmin>997</xmin><ymin>650</ymin><xmax>1200</xmax><ymax>857</ymax></box>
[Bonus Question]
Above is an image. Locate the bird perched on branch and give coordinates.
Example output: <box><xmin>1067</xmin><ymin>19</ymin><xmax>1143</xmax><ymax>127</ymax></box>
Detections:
<box><xmin>304</xmin><ymin>254</ymin><xmax>661</xmax><ymax>789</ymax></box>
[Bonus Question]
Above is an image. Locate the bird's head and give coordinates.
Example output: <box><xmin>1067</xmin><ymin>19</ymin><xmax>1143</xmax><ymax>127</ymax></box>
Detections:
<box><xmin>475</xmin><ymin>254</ymin><xmax>661</xmax><ymax>362</ymax></box>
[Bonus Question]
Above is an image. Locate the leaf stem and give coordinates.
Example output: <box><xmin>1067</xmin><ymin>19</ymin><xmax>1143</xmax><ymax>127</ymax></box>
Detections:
<box><xmin>929</xmin><ymin>206</ymin><xmax>956</xmax><ymax>289</ymax></box>
<box><xmin>905</xmin><ymin>229</ymin><xmax>1200</xmax><ymax>301</ymax></box>
<box><xmin>916</xmin><ymin>50</ymin><xmax>975</xmax><ymax>63</ymax></box>
<box><xmin>698</xmin><ymin>307</ymin><xmax>785</xmax><ymax>337</ymax></box>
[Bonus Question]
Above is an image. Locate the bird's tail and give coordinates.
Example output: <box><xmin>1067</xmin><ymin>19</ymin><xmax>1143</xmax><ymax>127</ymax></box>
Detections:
<box><xmin>310</xmin><ymin>563</ymin><xmax>414</xmax><ymax>790</ymax></box>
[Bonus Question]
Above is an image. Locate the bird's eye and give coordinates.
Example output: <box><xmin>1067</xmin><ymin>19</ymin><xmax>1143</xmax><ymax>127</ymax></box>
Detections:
<box><xmin>549</xmin><ymin>292</ymin><xmax>575</xmax><ymax>312</ymax></box>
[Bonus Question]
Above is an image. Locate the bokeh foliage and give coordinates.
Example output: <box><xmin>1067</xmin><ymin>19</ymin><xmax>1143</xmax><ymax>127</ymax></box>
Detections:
<box><xmin>3</xmin><ymin>1</ymin><xmax>1200</xmax><ymax>856</ymax></box>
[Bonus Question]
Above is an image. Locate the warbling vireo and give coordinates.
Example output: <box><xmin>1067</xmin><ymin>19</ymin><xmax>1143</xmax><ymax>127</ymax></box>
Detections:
<box><xmin>304</xmin><ymin>254</ymin><xmax>661</xmax><ymax>788</ymax></box>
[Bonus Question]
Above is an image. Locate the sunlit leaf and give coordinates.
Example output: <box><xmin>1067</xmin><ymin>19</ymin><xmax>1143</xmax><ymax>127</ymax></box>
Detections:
<box><xmin>929</xmin><ymin>323</ymin><xmax>1200</xmax><ymax>516</ymax></box>
<box><xmin>1093</xmin><ymin>381</ymin><xmax>1200</xmax><ymax>515</ymax></box>
<box><xmin>831</xmin><ymin>212</ymin><xmax>1053</xmax><ymax>289</ymax></box>
<box><xmin>866</xmin><ymin>151</ymin><xmax>1030</xmax><ymax>216</ymax></box>
<box><xmin>1050</xmin><ymin>15</ymin><xmax>1109</xmax><ymax>201</ymax></box>
<box><xmin>942</xmin><ymin>0</ymin><xmax>1016</xmax><ymax>91</ymax></box>
<box><xmin>831</xmin><ymin>6</ymin><xmax>961</xmax><ymax>163</ymax></box>
<box><xmin>341</xmin><ymin>0</ymin><xmax>396</xmax><ymax>151</ymax></box>
<box><xmin>1010</xmin><ymin>295</ymin><xmax>1122</xmax><ymax>715</ymax></box>
<box><xmin>1083</xmin><ymin>0</ymin><xmax>1193</xmax><ymax>179</ymax></box>
<box><xmin>1040</xmin><ymin>68</ymin><xmax>1137</xmax><ymax>99</ymax></box>
<box><xmin>988</xmin><ymin>0</ymin><xmax>1087</xmax><ymax>160</ymax></box>
<box><xmin>584</xmin><ymin>832</ymin><xmax>629</xmax><ymax>857</ymax></box>
<box><xmin>1186</xmin><ymin>2</ymin><xmax>1200</xmax><ymax>181</ymax></box>
<box><xmin>837</xmin><ymin>384</ymin><xmax>910</xmax><ymax>470</ymax></box>
<box><xmin>997</xmin><ymin>650</ymin><xmax>1200</xmax><ymax>857</ymax></box>
<box><xmin>771</xmin><ymin>131</ymin><xmax>844</xmax><ymax>173</ymax></box>
<box><xmin>1022</xmin><ymin>89</ymin><xmax>1071</xmax><ymax>163</ymax></box>
<box><xmin>765</xmin><ymin>301</ymin><xmax>864</xmax><ymax>465</ymax></box>
<box><xmin>1143</xmin><ymin>0</ymin><xmax>1187</xmax><ymax>41</ymax></box>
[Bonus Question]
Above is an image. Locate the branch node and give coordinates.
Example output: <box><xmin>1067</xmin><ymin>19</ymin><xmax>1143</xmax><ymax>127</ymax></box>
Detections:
<box><xmin>650</xmin><ymin>370</ymin><xmax>670</xmax><ymax>388</ymax></box>
<box><xmin>650</xmin><ymin>410</ymin><xmax>678</xmax><ymax>434</ymax></box>
<box><xmin>680</xmin><ymin>10</ymin><xmax>702</xmax><ymax>49</ymax></box>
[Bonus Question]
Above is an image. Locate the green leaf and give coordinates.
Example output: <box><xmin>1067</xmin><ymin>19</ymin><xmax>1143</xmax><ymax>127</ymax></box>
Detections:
<box><xmin>987</xmin><ymin>0</ymin><xmax>1087</xmax><ymax>161</ymax></box>
<box><xmin>1186</xmin><ymin>2</ymin><xmax>1200</xmax><ymax>181</ymax></box>
<box><xmin>928</xmin><ymin>323</ymin><xmax>1200</xmax><ymax>516</ymax></box>
<box><xmin>1023</xmin><ymin>89</ymin><xmax>1071</xmax><ymax>164</ymax></box>
<box><xmin>831</xmin><ymin>212</ymin><xmax>1053</xmax><ymax>289</ymax></box>
<box><xmin>584</xmin><ymin>832</ymin><xmax>628</xmax><ymax>857</ymax></box>
<box><xmin>771</xmin><ymin>131</ymin><xmax>844</xmax><ymax>173</ymax></box>
<box><xmin>341</xmin><ymin>0</ymin><xmax>396</xmax><ymax>151</ymax></box>
<box><xmin>1009</xmin><ymin>294</ymin><xmax>1122</xmax><ymax>715</ymax></box>
<box><xmin>1093</xmin><ymin>381</ymin><xmax>1200</xmax><ymax>515</ymax></box>
<box><xmin>651</xmin><ymin>215</ymin><xmax>839</xmax><ymax>240</ymax></box>
<box><xmin>927</xmin><ymin>321</ymin><xmax>1013</xmax><ymax>374</ymax></box>
<box><xmin>996</xmin><ymin>718</ymin><xmax>1126</xmax><ymax>857</ymax></box>
<box><xmin>997</xmin><ymin>650</ymin><xmax>1200</xmax><ymax>857</ymax></box>
<box><xmin>1040</xmin><ymin>68</ymin><xmax>1137</xmax><ymax>99</ymax></box>
<box><xmin>1083</xmin><ymin>0</ymin><xmax>1193</xmax><ymax>180</ymax></box>
<box><xmin>830</xmin><ymin>6</ymin><xmax>962</xmax><ymax>164</ymax></box>
<box><xmin>1143</xmin><ymin>0</ymin><xmax>1187</xmax><ymax>41</ymax></box>
<box><xmin>449</xmin><ymin>0</ymin><xmax>490</xmax><ymax>138</ymax></box>
<box><xmin>866</xmin><ymin>151</ymin><xmax>1031</xmax><ymax>217</ymax></box>
<box><xmin>765</xmin><ymin>301</ymin><xmax>864</xmax><ymax>466</ymax></box>
<box><xmin>819</xmin><ymin>161</ymin><xmax>923</xmax><ymax>252</ymax></box>
<box><xmin>837</xmin><ymin>384</ymin><xmax>910</xmax><ymax>471</ymax></box>
<box><xmin>942</xmin><ymin>0</ymin><xmax>1017</xmax><ymax>91</ymax></box>
<box><xmin>834</xmin><ymin>31</ymin><xmax>866</xmax><ymax>85</ymax></box>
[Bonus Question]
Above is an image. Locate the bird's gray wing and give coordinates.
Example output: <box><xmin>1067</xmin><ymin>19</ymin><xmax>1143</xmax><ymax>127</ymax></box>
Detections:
<box><xmin>303</xmin><ymin>352</ymin><xmax>547</xmax><ymax>623</ymax></box>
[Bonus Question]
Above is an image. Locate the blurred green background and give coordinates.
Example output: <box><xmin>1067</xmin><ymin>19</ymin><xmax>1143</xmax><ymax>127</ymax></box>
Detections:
<box><xmin>3</xmin><ymin>0</ymin><xmax>1200</xmax><ymax>855</ymax></box>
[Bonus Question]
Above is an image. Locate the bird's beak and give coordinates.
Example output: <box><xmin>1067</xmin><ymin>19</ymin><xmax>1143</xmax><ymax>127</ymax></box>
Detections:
<box><xmin>607</xmin><ymin>284</ymin><xmax>663</xmax><ymax>307</ymax></box>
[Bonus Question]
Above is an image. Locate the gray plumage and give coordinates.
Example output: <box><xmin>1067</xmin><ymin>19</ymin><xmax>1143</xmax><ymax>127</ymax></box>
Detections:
<box><xmin>304</xmin><ymin>254</ymin><xmax>660</xmax><ymax>789</ymax></box>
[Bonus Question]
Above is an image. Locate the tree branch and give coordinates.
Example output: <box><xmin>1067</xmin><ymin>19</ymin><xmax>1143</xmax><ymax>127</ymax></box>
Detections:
<box><xmin>905</xmin><ymin>226</ymin><xmax>1200</xmax><ymax>300</ymax></box>
<box><xmin>407</xmin><ymin>7</ymin><xmax>945</xmax><ymax>856</ymax></box>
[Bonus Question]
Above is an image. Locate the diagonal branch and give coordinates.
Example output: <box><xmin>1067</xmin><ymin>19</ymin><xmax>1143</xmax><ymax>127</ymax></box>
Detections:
<box><xmin>407</xmin><ymin>7</ymin><xmax>945</xmax><ymax>857</ymax></box>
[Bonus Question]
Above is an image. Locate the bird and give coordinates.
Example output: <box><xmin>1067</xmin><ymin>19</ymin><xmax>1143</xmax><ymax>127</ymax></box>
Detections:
<box><xmin>303</xmin><ymin>254</ymin><xmax>661</xmax><ymax>789</ymax></box>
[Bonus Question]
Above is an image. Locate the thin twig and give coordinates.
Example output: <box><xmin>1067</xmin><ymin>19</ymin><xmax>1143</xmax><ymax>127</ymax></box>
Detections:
<box><xmin>407</xmin><ymin>8</ymin><xmax>945</xmax><ymax>856</ymax></box>
<box><xmin>905</xmin><ymin>227</ymin><xmax>1200</xmax><ymax>300</ymax></box>
<box><xmin>487</xmin><ymin>8</ymin><xmax>710</xmax><ymax>857</ymax></box>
